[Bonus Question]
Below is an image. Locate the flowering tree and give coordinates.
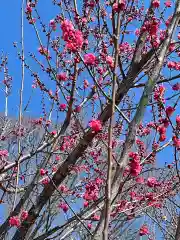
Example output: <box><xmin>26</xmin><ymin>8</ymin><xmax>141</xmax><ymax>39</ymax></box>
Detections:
<box><xmin>0</xmin><ymin>0</ymin><xmax>180</xmax><ymax>239</ymax></box>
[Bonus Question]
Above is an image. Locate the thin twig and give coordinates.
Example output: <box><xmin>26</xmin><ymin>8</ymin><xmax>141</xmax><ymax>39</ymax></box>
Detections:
<box><xmin>13</xmin><ymin>0</ymin><xmax>25</xmax><ymax>211</ymax></box>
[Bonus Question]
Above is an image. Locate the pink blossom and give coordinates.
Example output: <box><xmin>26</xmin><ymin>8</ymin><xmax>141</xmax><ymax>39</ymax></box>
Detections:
<box><xmin>106</xmin><ymin>56</ymin><xmax>114</xmax><ymax>68</ymax></box>
<box><xmin>0</xmin><ymin>149</ymin><xmax>8</xmax><ymax>157</ymax></box>
<box><xmin>87</xmin><ymin>223</ymin><xmax>92</xmax><ymax>229</ymax></box>
<box><xmin>81</xmin><ymin>17</ymin><xmax>87</xmax><ymax>24</ymax></box>
<box><xmin>160</xmin><ymin>30</ymin><xmax>167</xmax><ymax>40</ymax></box>
<box><xmin>119</xmin><ymin>42</ymin><xmax>133</xmax><ymax>53</ymax></box>
<box><xmin>166</xmin><ymin>106</ymin><xmax>175</xmax><ymax>117</ymax></box>
<box><xmin>65</xmin><ymin>30</ymin><xmax>84</xmax><ymax>52</ymax></box>
<box><xmin>92</xmin><ymin>215</ymin><xmax>100</xmax><ymax>221</ymax></box>
<box><xmin>59</xmin><ymin>104</ymin><xmax>67</xmax><ymax>111</ymax></box>
<box><xmin>167</xmin><ymin>61</ymin><xmax>176</xmax><ymax>69</ymax></box>
<box><xmin>61</xmin><ymin>20</ymin><xmax>74</xmax><ymax>32</ymax></box>
<box><xmin>136</xmin><ymin>177</ymin><xmax>144</xmax><ymax>184</ymax></box>
<box><xmin>26</xmin><ymin>3</ymin><xmax>32</xmax><ymax>13</ymax></box>
<box><xmin>83</xmin><ymin>182</ymin><xmax>99</xmax><ymax>201</ymax></box>
<box><xmin>172</xmin><ymin>83</ymin><xmax>180</xmax><ymax>91</ymax></box>
<box><xmin>84</xmin><ymin>201</ymin><xmax>89</xmax><ymax>207</ymax></box>
<box><xmin>20</xmin><ymin>210</ymin><xmax>28</xmax><ymax>221</ymax></box>
<box><xmin>112</xmin><ymin>0</ymin><xmax>126</xmax><ymax>12</ymax></box>
<box><xmin>165</xmin><ymin>1</ymin><xmax>172</xmax><ymax>7</ymax></box>
<box><xmin>38</xmin><ymin>46</ymin><xmax>50</xmax><ymax>58</ymax></box>
<box><xmin>152</xmin><ymin>0</ymin><xmax>160</xmax><ymax>8</ymax></box>
<box><xmin>130</xmin><ymin>191</ymin><xmax>136</xmax><ymax>199</ymax></box>
<box><xmin>172</xmin><ymin>136</ymin><xmax>180</xmax><ymax>148</ymax></box>
<box><xmin>84</xmin><ymin>53</ymin><xmax>96</xmax><ymax>65</ymax></box>
<box><xmin>9</xmin><ymin>216</ymin><xmax>21</xmax><ymax>227</ymax></box>
<box><xmin>139</xmin><ymin>225</ymin><xmax>149</xmax><ymax>236</ymax></box>
<box><xmin>59</xmin><ymin>184</ymin><xmax>68</xmax><ymax>193</ymax></box>
<box><xmin>84</xmin><ymin>79</ymin><xmax>89</xmax><ymax>88</ymax></box>
<box><xmin>162</xmin><ymin>118</ymin><xmax>170</xmax><ymax>128</ymax></box>
<box><xmin>52</xmin><ymin>166</ymin><xmax>57</xmax><ymax>172</ymax></box>
<box><xmin>89</xmin><ymin>119</ymin><xmax>102</xmax><ymax>132</ymax></box>
<box><xmin>49</xmin><ymin>19</ymin><xmax>56</xmax><ymax>31</ymax></box>
<box><xmin>147</xmin><ymin>177</ymin><xmax>157</xmax><ymax>187</ymax></box>
<box><xmin>129</xmin><ymin>160</ymin><xmax>142</xmax><ymax>176</ymax></box>
<box><xmin>61</xmin><ymin>20</ymin><xmax>83</xmax><ymax>52</ymax></box>
<box><xmin>176</xmin><ymin>115</ymin><xmax>180</xmax><ymax>127</ymax></box>
<box><xmin>169</xmin><ymin>42</ymin><xmax>175</xmax><ymax>52</ymax></box>
<box><xmin>84</xmin><ymin>39</ymin><xmax>89</xmax><ymax>45</ymax></box>
<box><xmin>59</xmin><ymin>202</ymin><xmax>69</xmax><ymax>212</ymax></box>
<box><xmin>55</xmin><ymin>156</ymin><xmax>61</xmax><ymax>161</ymax></box>
<box><xmin>40</xmin><ymin>168</ymin><xmax>47</xmax><ymax>176</ymax></box>
<box><xmin>57</xmin><ymin>72</ymin><xmax>67</xmax><ymax>81</ymax></box>
<box><xmin>129</xmin><ymin>152</ymin><xmax>142</xmax><ymax>176</ymax></box>
<box><xmin>74</xmin><ymin>105</ymin><xmax>81</xmax><ymax>113</ymax></box>
<box><xmin>135</xmin><ymin>29</ymin><xmax>140</xmax><ymax>36</ymax></box>
<box><xmin>154</xmin><ymin>85</ymin><xmax>165</xmax><ymax>101</ymax></box>
<box><xmin>166</xmin><ymin>16</ymin><xmax>173</xmax><ymax>27</ymax></box>
<box><xmin>29</xmin><ymin>18</ymin><xmax>36</xmax><ymax>24</ymax></box>
<box><xmin>158</xmin><ymin>125</ymin><xmax>166</xmax><ymax>134</ymax></box>
<box><xmin>41</xmin><ymin>177</ymin><xmax>50</xmax><ymax>185</ymax></box>
<box><xmin>50</xmin><ymin>130</ymin><xmax>56</xmax><ymax>136</ymax></box>
<box><xmin>159</xmin><ymin>134</ymin><xmax>166</xmax><ymax>142</ymax></box>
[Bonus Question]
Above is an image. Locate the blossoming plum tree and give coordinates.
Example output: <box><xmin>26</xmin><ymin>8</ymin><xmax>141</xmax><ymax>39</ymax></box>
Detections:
<box><xmin>0</xmin><ymin>0</ymin><xmax>179</xmax><ymax>239</ymax></box>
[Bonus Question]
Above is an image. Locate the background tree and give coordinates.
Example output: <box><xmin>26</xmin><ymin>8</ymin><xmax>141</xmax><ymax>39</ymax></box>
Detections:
<box><xmin>0</xmin><ymin>0</ymin><xmax>179</xmax><ymax>239</ymax></box>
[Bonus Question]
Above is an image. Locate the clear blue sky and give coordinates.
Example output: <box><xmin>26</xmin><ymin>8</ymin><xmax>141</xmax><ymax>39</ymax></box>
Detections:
<box><xmin>0</xmin><ymin>1</ymin><xmax>59</xmax><ymax>118</ymax></box>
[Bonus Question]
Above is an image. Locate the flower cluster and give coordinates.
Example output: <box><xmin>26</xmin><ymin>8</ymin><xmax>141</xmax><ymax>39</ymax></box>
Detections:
<box><xmin>147</xmin><ymin>177</ymin><xmax>158</xmax><ymax>187</ymax></box>
<box><xmin>83</xmin><ymin>178</ymin><xmax>103</xmax><ymax>202</ymax></box>
<box><xmin>59</xmin><ymin>202</ymin><xmax>69</xmax><ymax>213</ymax></box>
<box><xmin>61</xmin><ymin>20</ymin><xmax>84</xmax><ymax>52</ymax></box>
<box><xmin>129</xmin><ymin>152</ymin><xmax>142</xmax><ymax>176</ymax></box>
<box><xmin>113</xmin><ymin>0</ymin><xmax>126</xmax><ymax>12</ymax></box>
<box><xmin>167</xmin><ymin>61</ymin><xmax>180</xmax><ymax>70</ymax></box>
<box><xmin>89</xmin><ymin>119</ymin><xmax>102</xmax><ymax>132</ymax></box>
<box><xmin>139</xmin><ymin>225</ymin><xmax>149</xmax><ymax>236</ymax></box>
<box><xmin>84</xmin><ymin>53</ymin><xmax>97</xmax><ymax>65</ymax></box>
<box><xmin>0</xmin><ymin>149</ymin><xmax>8</xmax><ymax>157</ymax></box>
<box><xmin>152</xmin><ymin>0</ymin><xmax>160</xmax><ymax>8</ymax></box>
<box><xmin>56</xmin><ymin>72</ymin><xmax>68</xmax><ymax>81</ymax></box>
<box><xmin>165</xmin><ymin>106</ymin><xmax>175</xmax><ymax>117</ymax></box>
<box><xmin>172</xmin><ymin>136</ymin><xmax>180</xmax><ymax>149</ymax></box>
<box><xmin>9</xmin><ymin>210</ymin><xmax>28</xmax><ymax>228</ymax></box>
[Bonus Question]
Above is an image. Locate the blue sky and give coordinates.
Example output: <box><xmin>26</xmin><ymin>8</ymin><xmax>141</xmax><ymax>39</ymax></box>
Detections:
<box><xmin>0</xmin><ymin>1</ymin><xmax>59</xmax><ymax>118</ymax></box>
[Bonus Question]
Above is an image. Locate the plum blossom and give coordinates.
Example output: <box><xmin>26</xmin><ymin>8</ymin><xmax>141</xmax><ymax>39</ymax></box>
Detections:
<box><xmin>147</xmin><ymin>177</ymin><xmax>157</xmax><ymax>187</ymax></box>
<box><xmin>89</xmin><ymin>119</ymin><xmax>102</xmax><ymax>132</ymax></box>
<box><xmin>59</xmin><ymin>104</ymin><xmax>67</xmax><ymax>111</ymax></box>
<box><xmin>165</xmin><ymin>1</ymin><xmax>172</xmax><ymax>7</ymax></box>
<box><xmin>166</xmin><ymin>106</ymin><xmax>175</xmax><ymax>117</ymax></box>
<box><xmin>20</xmin><ymin>210</ymin><xmax>28</xmax><ymax>221</ymax></box>
<box><xmin>40</xmin><ymin>168</ymin><xmax>47</xmax><ymax>176</ymax></box>
<box><xmin>56</xmin><ymin>72</ymin><xmax>67</xmax><ymax>81</ymax></box>
<box><xmin>152</xmin><ymin>0</ymin><xmax>160</xmax><ymax>8</ymax></box>
<box><xmin>61</xmin><ymin>20</ymin><xmax>84</xmax><ymax>52</ymax></box>
<box><xmin>49</xmin><ymin>19</ymin><xmax>56</xmax><ymax>31</ymax></box>
<box><xmin>139</xmin><ymin>225</ymin><xmax>149</xmax><ymax>236</ymax></box>
<box><xmin>129</xmin><ymin>152</ymin><xmax>142</xmax><ymax>176</ymax></box>
<box><xmin>59</xmin><ymin>202</ymin><xmax>69</xmax><ymax>212</ymax></box>
<box><xmin>173</xmin><ymin>136</ymin><xmax>180</xmax><ymax>149</ymax></box>
<box><xmin>9</xmin><ymin>216</ymin><xmax>21</xmax><ymax>227</ymax></box>
<box><xmin>172</xmin><ymin>83</ymin><xmax>180</xmax><ymax>91</ymax></box>
<box><xmin>84</xmin><ymin>53</ymin><xmax>96</xmax><ymax>65</ymax></box>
